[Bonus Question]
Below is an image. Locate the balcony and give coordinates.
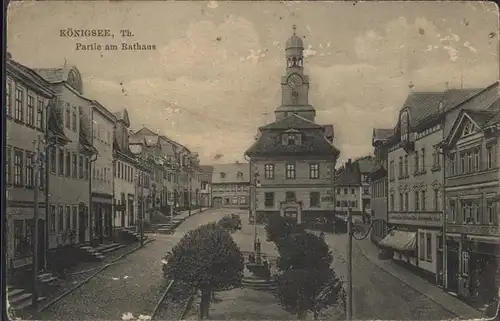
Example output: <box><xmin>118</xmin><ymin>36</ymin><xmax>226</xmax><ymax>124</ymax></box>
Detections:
<box><xmin>388</xmin><ymin>211</ymin><xmax>442</xmax><ymax>227</ymax></box>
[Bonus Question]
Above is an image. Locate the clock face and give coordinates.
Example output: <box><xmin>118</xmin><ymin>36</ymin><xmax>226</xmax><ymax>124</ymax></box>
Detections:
<box><xmin>287</xmin><ymin>75</ymin><xmax>302</xmax><ymax>89</ymax></box>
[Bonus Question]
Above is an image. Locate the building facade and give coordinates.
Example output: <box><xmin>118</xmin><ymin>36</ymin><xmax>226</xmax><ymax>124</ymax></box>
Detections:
<box><xmin>129</xmin><ymin>135</ymin><xmax>153</xmax><ymax>224</ymax></box>
<box><xmin>112</xmin><ymin>110</ymin><xmax>137</xmax><ymax>229</ymax></box>
<box><xmin>6</xmin><ymin>57</ymin><xmax>54</xmax><ymax>271</ymax></box>
<box><xmin>440</xmin><ymin>83</ymin><xmax>499</xmax><ymax>306</ymax></box>
<box><xmin>245</xmin><ymin>27</ymin><xmax>339</xmax><ymax>225</ymax></box>
<box><xmin>369</xmin><ymin>128</ymin><xmax>392</xmax><ymax>244</ymax></box>
<box><xmin>381</xmin><ymin>85</ymin><xmax>490</xmax><ymax>285</ymax></box>
<box><xmin>36</xmin><ymin>65</ymin><xmax>96</xmax><ymax>251</ymax></box>
<box><xmin>334</xmin><ymin>159</ymin><xmax>362</xmax><ymax>223</ymax></box>
<box><xmin>199</xmin><ymin>165</ymin><xmax>214</xmax><ymax>208</ymax></box>
<box><xmin>91</xmin><ymin>101</ymin><xmax>116</xmax><ymax>242</ymax></box>
<box><xmin>211</xmin><ymin>163</ymin><xmax>250</xmax><ymax>209</ymax></box>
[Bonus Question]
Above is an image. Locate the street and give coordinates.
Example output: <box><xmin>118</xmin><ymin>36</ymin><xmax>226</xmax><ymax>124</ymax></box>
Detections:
<box><xmin>38</xmin><ymin>209</ymin><xmax>457</xmax><ymax>320</ymax></box>
<box><xmin>37</xmin><ymin>209</ymin><xmax>230</xmax><ymax>321</ymax></box>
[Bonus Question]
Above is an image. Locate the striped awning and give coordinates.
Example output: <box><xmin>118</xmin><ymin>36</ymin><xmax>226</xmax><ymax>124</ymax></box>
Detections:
<box><xmin>379</xmin><ymin>230</ymin><xmax>417</xmax><ymax>252</ymax></box>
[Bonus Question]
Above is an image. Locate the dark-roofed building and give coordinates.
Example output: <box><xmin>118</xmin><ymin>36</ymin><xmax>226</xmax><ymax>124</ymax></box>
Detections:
<box><xmin>245</xmin><ymin>27</ymin><xmax>339</xmax><ymax>226</ymax></box>
<box><xmin>211</xmin><ymin>162</ymin><xmax>250</xmax><ymax>209</ymax></box>
<box><xmin>199</xmin><ymin>165</ymin><xmax>214</xmax><ymax>208</ymax></box>
<box><xmin>36</xmin><ymin>64</ymin><xmax>97</xmax><ymax>250</ymax></box>
<box><xmin>439</xmin><ymin>90</ymin><xmax>500</xmax><ymax>303</ymax></box>
<box><xmin>369</xmin><ymin>128</ymin><xmax>392</xmax><ymax>244</ymax></box>
<box><xmin>112</xmin><ymin>109</ymin><xmax>138</xmax><ymax>230</ymax></box>
<box><xmin>6</xmin><ymin>56</ymin><xmax>56</xmax><ymax>272</ymax></box>
<box><xmin>381</xmin><ymin>82</ymin><xmax>499</xmax><ymax>287</ymax></box>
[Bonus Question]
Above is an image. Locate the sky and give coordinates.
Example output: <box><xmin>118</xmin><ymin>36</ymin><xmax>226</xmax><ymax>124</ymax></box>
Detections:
<box><xmin>7</xmin><ymin>1</ymin><xmax>499</xmax><ymax>165</ymax></box>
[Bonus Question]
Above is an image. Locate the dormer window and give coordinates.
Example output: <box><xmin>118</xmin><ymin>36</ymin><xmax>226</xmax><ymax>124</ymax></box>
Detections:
<box><xmin>237</xmin><ymin>171</ymin><xmax>243</xmax><ymax>180</ymax></box>
<box><xmin>282</xmin><ymin>130</ymin><xmax>302</xmax><ymax>146</ymax></box>
<box><xmin>400</xmin><ymin>110</ymin><xmax>409</xmax><ymax>141</ymax></box>
<box><xmin>220</xmin><ymin>172</ymin><xmax>226</xmax><ymax>179</ymax></box>
<box><xmin>462</xmin><ymin>120</ymin><xmax>475</xmax><ymax>137</ymax></box>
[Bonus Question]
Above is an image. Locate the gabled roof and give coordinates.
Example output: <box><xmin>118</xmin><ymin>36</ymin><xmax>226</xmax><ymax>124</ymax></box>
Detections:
<box><xmin>113</xmin><ymin>109</ymin><xmax>130</xmax><ymax>127</ymax></box>
<box><xmin>373</xmin><ymin>128</ymin><xmax>393</xmax><ymax>142</ymax></box>
<box><xmin>211</xmin><ymin>163</ymin><xmax>250</xmax><ymax>184</ymax></box>
<box><xmin>7</xmin><ymin>59</ymin><xmax>55</xmax><ymax>97</ymax></box>
<box><xmin>260</xmin><ymin>113</ymin><xmax>323</xmax><ymax>130</ymax></box>
<box><xmin>335</xmin><ymin>162</ymin><xmax>361</xmax><ymax>186</ymax></box>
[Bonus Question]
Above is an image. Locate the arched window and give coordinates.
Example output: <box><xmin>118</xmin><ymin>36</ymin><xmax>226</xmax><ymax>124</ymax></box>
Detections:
<box><xmin>400</xmin><ymin>110</ymin><xmax>409</xmax><ymax>141</ymax></box>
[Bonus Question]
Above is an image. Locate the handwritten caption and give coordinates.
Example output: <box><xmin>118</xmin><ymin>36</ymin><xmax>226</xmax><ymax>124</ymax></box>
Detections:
<box><xmin>60</xmin><ymin>29</ymin><xmax>157</xmax><ymax>51</ymax></box>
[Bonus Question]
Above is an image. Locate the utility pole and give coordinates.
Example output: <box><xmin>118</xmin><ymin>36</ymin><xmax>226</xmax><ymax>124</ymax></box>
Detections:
<box><xmin>140</xmin><ymin>169</ymin><xmax>145</xmax><ymax>247</ymax></box>
<box><xmin>346</xmin><ymin>207</ymin><xmax>353</xmax><ymax>321</ymax></box>
<box><xmin>32</xmin><ymin>135</ymin><xmax>42</xmax><ymax>306</ymax></box>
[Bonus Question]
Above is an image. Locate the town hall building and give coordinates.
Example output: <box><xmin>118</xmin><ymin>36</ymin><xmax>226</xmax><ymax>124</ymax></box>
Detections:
<box><xmin>245</xmin><ymin>26</ymin><xmax>339</xmax><ymax>226</ymax></box>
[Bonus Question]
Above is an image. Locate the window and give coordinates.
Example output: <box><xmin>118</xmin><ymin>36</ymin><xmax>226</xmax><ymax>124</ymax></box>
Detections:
<box><xmin>467</xmin><ymin>152</ymin><xmax>472</xmax><ymax>173</ymax></box>
<box><xmin>15</xmin><ymin>87</ymin><xmax>24</xmax><ymax>122</ymax></box>
<box><xmin>462</xmin><ymin>201</ymin><xmax>472</xmax><ymax>223</ymax></box>
<box><xmin>336</xmin><ymin>188</ymin><xmax>340</xmax><ymax>195</ymax></box>
<box><xmin>6</xmin><ymin>147</ymin><xmax>12</xmax><ymax>185</ymax></box>
<box><xmin>461</xmin><ymin>251</ymin><xmax>469</xmax><ymax>276</ymax></box>
<box><xmin>486</xmin><ymin>146</ymin><xmax>494</xmax><ymax>169</ymax></box>
<box><xmin>449</xmin><ymin>200</ymin><xmax>456</xmax><ymax>222</ymax></box>
<box><xmin>351</xmin><ymin>188</ymin><xmax>355</xmax><ymax>195</ymax></box>
<box><xmin>421</xmin><ymin>148</ymin><xmax>425</xmax><ymax>171</ymax></box>
<box><xmin>487</xmin><ymin>200</ymin><xmax>496</xmax><ymax>224</ymax></box>
<box><xmin>398</xmin><ymin>157</ymin><xmax>403</xmax><ymax>177</ymax></box>
<box><xmin>237</xmin><ymin>171</ymin><xmax>243</xmax><ymax>180</ymax></box>
<box><xmin>474</xmin><ymin>149</ymin><xmax>480</xmax><ymax>171</ymax></box>
<box><xmin>419</xmin><ymin>232</ymin><xmax>425</xmax><ymax>260</ymax></box>
<box><xmin>36</xmin><ymin>99</ymin><xmax>44</xmax><ymax>131</ymax></box>
<box><xmin>14</xmin><ymin>149</ymin><xmax>24</xmax><ymax>186</ymax></box>
<box><xmin>472</xmin><ymin>201</ymin><xmax>480</xmax><ymax>224</ymax></box>
<box><xmin>27</xmin><ymin>95</ymin><xmax>35</xmax><ymax>126</ymax></box>
<box><xmin>66</xmin><ymin>151</ymin><xmax>71</xmax><ymax>177</ymax></box>
<box><xmin>65</xmin><ymin>104</ymin><xmax>71</xmax><ymax>129</ymax></box>
<box><xmin>72</xmin><ymin>153</ymin><xmax>77</xmax><ymax>178</ymax></box>
<box><xmin>6</xmin><ymin>79</ymin><xmax>12</xmax><ymax>116</ymax></box>
<box><xmin>434</xmin><ymin>189</ymin><xmax>440</xmax><ymax>211</ymax></box>
<box><xmin>389</xmin><ymin>160</ymin><xmax>395</xmax><ymax>180</ymax></box>
<box><xmin>460</xmin><ymin>153</ymin><xmax>465</xmax><ymax>174</ymax></box>
<box><xmin>344</xmin><ymin>188</ymin><xmax>348</xmax><ymax>195</ymax></box>
<box><xmin>310</xmin><ymin>192</ymin><xmax>320</xmax><ymax>207</ymax></box>
<box><xmin>309</xmin><ymin>164</ymin><xmax>320</xmax><ymax>179</ymax></box>
<box><xmin>65</xmin><ymin>206</ymin><xmax>71</xmax><ymax>230</ymax></box>
<box><xmin>415</xmin><ymin>191</ymin><xmax>420</xmax><ymax>211</ymax></box>
<box><xmin>48</xmin><ymin>146</ymin><xmax>55</xmax><ymax>174</ymax></box>
<box><xmin>72</xmin><ymin>107</ymin><xmax>77</xmax><ymax>131</ymax></box>
<box><xmin>363</xmin><ymin>187</ymin><xmax>369</xmax><ymax>195</ymax></box>
<box><xmin>239</xmin><ymin>196</ymin><xmax>248</xmax><ymax>205</ymax></box>
<box><xmin>404</xmin><ymin>192</ymin><xmax>409</xmax><ymax>211</ymax></box>
<box><xmin>49</xmin><ymin>205</ymin><xmax>56</xmax><ymax>232</ymax></box>
<box><xmin>264</xmin><ymin>192</ymin><xmax>274</xmax><ymax>208</ymax></box>
<box><xmin>404</xmin><ymin>155</ymin><xmax>408</xmax><ymax>176</ymax></box>
<box><xmin>25</xmin><ymin>153</ymin><xmax>34</xmax><ymax>188</ymax></box>
<box><xmin>58</xmin><ymin>206</ymin><xmax>64</xmax><ymax>232</ymax></box>
<box><xmin>414</xmin><ymin>151</ymin><xmax>419</xmax><ymax>173</ymax></box>
<box><xmin>286</xmin><ymin>164</ymin><xmax>295</xmax><ymax>179</ymax></box>
<box><xmin>79</xmin><ymin>155</ymin><xmax>84</xmax><ymax>179</ymax></box>
<box><xmin>232</xmin><ymin>196</ymin><xmax>238</xmax><ymax>205</ymax></box>
<box><xmin>286</xmin><ymin>191</ymin><xmax>296</xmax><ymax>202</ymax></box>
<box><xmin>72</xmin><ymin>206</ymin><xmax>78</xmax><ymax>230</ymax></box>
<box><xmin>433</xmin><ymin>148</ymin><xmax>440</xmax><ymax>168</ymax></box>
<box><xmin>449</xmin><ymin>153</ymin><xmax>456</xmax><ymax>176</ymax></box>
<box><xmin>59</xmin><ymin>149</ymin><xmax>65</xmax><ymax>175</ymax></box>
<box><xmin>421</xmin><ymin>190</ymin><xmax>426</xmax><ymax>211</ymax></box>
<box><xmin>426</xmin><ymin>233</ymin><xmax>432</xmax><ymax>261</ymax></box>
<box><xmin>390</xmin><ymin>194</ymin><xmax>395</xmax><ymax>211</ymax></box>
<box><xmin>399</xmin><ymin>193</ymin><xmax>403</xmax><ymax>211</ymax></box>
<box><xmin>220</xmin><ymin>172</ymin><xmax>226</xmax><ymax>179</ymax></box>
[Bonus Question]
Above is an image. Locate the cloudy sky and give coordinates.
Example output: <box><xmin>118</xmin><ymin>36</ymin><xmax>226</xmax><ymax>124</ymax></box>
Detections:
<box><xmin>7</xmin><ymin>1</ymin><xmax>499</xmax><ymax>164</ymax></box>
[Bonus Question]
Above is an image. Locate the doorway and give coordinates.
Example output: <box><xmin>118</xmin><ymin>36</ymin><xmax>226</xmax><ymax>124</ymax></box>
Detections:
<box><xmin>447</xmin><ymin>249</ymin><xmax>459</xmax><ymax>293</ymax></box>
<box><xmin>79</xmin><ymin>208</ymin><xmax>87</xmax><ymax>243</ymax></box>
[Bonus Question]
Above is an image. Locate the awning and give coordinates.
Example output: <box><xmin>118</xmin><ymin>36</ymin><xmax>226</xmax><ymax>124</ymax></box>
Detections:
<box><xmin>379</xmin><ymin>230</ymin><xmax>416</xmax><ymax>252</ymax></box>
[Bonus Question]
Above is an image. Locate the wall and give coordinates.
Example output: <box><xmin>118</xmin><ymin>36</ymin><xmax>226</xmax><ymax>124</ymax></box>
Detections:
<box><xmin>212</xmin><ymin>183</ymin><xmax>250</xmax><ymax>208</ymax></box>
<box><xmin>91</xmin><ymin>108</ymin><xmax>114</xmax><ymax>196</ymax></box>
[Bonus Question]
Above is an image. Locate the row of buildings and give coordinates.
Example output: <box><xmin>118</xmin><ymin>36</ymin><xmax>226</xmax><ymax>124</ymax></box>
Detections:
<box><xmin>5</xmin><ymin>54</ymin><xmax>206</xmax><ymax>273</ymax></box>
<box><xmin>368</xmin><ymin>81</ymin><xmax>500</xmax><ymax>307</ymax></box>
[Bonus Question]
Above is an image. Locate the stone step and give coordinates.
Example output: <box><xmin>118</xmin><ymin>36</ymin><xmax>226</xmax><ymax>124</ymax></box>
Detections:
<box><xmin>7</xmin><ymin>288</ymin><xmax>24</xmax><ymax>297</ymax></box>
<box><xmin>8</xmin><ymin>292</ymin><xmax>32</xmax><ymax>305</ymax></box>
<box><xmin>101</xmin><ymin>244</ymin><xmax>126</xmax><ymax>254</ymax></box>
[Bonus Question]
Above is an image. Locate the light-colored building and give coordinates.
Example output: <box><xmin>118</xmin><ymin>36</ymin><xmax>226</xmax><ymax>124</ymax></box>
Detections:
<box><xmin>369</xmin><ymin>128</ymin><xmax>392</xmax><ymax>244</ymax></box>
<box><xmin>129</xmin><ymin>135</ymin><xmax>153</xmax><ymax>224</ymax></box>
<box><xmin>91</xmin><ymin>101</ymin><xmax>116</xmax><ymax>242</ymax></box>
<box><xmin>211</xmin><ymin>162</ymin><xmax>250</xmax><ymax>209</ymax></box>
<box><xmin>6</xmin><ymin>56</ymin><xmax>54</xmax><ymax>271</ymax></box>
<box><xmin>199</xmin><ymin>165</ymin><xmax>214</xmax><ymax>208</ymax></box>
<box><xmin>382</xmin><ymin>85</ymin><xmax>486</xmax><ymax>285</ymax></box>
<box><xmin>245</xmin><ymin>27</ymin><xmax>339</xmax><ymax>225</ymax></box>
<box><xmin>439</xmin><ymin>82</ymin><xmax>499</xmax><ymax>305</ymax></box>
<box><xmin>36</xmin><ymin>65</ymin><xmax>96</xmax><ymax>251</ymax></box>
<box><xmin>112</xmin><ymin>110</ymin><xmax>137</xmax><ymax>228</ymax></box>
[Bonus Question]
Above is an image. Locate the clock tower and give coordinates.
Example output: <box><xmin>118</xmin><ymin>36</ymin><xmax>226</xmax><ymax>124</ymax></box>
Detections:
<box><xmin>275</xmin><ymin>25</ymin><xmax>316</xmax><ymax>122</ymax></box>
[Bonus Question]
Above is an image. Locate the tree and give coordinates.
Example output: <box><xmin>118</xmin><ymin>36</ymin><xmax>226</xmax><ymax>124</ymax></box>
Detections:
<box><xmin>275</xmin><ymin>267</ymin><xmax>344</xmax><ymax>319</ymax></box>
<box><xmin>166</xmin><ymin>222</ymin><xmax>244</xmax><ymax>319</ymax></box>
<box><xmin>217</xmin><ymin>214</ymin><xmax>242</xmax><ymax>233</ymax></box>
<box><xmin>265</xmin><ymin>214</ymin><xmax>304</xmax><ymax>244</ymax></box>
<box><xmin>276</xmin><ymin>231</ymin><xmax>332</xmax><ymax>271</ymax></box>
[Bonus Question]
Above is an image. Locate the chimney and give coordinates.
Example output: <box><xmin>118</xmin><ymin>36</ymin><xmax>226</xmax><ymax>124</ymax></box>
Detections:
<box><xmin>7</xmin><ymin>52</ymin><xmax>12</xmax><ymax>60</ymax></box>
<box><xmin>347</xmin><ymin>159</ymin><xmax>352</xmax><ymax>166</ymax></box>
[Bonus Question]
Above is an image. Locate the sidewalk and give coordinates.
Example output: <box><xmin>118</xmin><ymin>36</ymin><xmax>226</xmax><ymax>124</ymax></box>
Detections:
<box><xmin>172</xmin><ymin>207</ymin><xmax>211</xmax><ymax>222</ymax></box>
<box><xmin>356</xmin><ymin>238</ymin><xmax>483</xmax><ymax>319</ymax></box>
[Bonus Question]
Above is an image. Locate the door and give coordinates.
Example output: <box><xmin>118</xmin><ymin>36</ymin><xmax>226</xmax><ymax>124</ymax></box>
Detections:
<box><xmin>37</xmin><ymin>219</ymin><xmax>45</xmax><ymax>271</ymax></box>
<box><xmin>447</xmin><ymin>249</ymin><xmax>459</xmax><ymax>293</ymax></box>
<box><xmin>79</xmin><ymin>209</ymin><xmax>86</xmax><ymax>243</ymax></box>
<box><xmin>213</xmin><ymin>197</ymin><xmax>222</xmax><ymax>208</ymax></box>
